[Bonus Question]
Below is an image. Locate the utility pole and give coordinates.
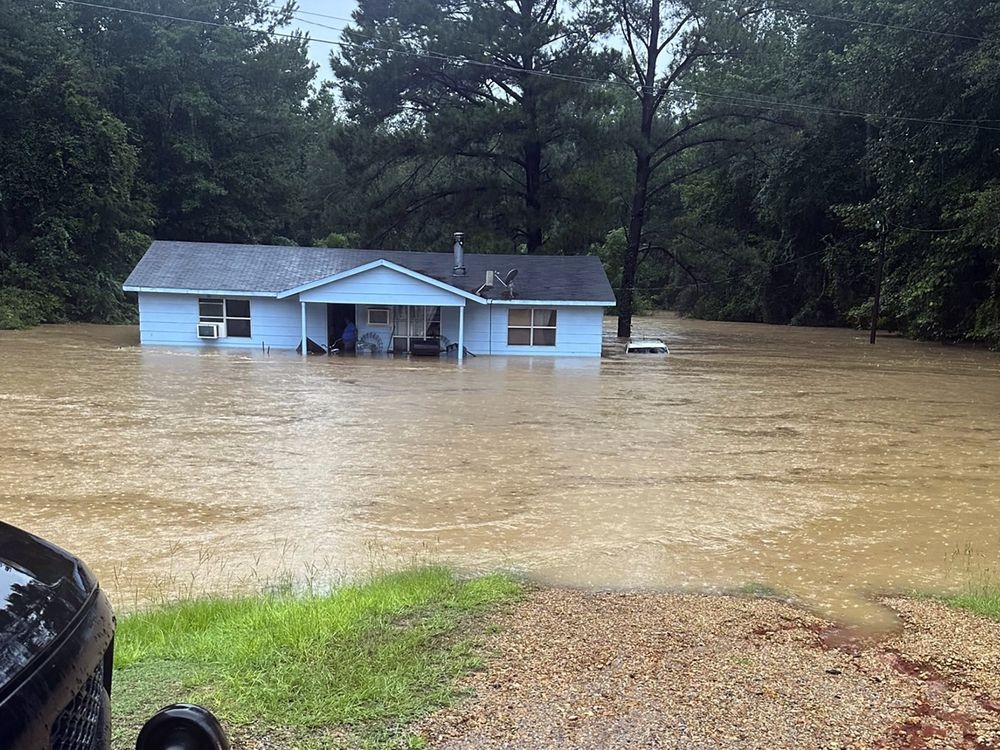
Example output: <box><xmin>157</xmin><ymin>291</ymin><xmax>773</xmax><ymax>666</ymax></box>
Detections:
<box><xmin>869</xmin><ymin>219</ymin><xmax>887</xmax><ymax>345</ymax></box>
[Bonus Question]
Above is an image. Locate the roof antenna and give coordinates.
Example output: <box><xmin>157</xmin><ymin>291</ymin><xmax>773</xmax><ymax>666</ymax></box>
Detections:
<box><xmin>478</xmin><ymin>267</ymin><xmax>518</xmax><ymax>298</ymax></box>
<box><xmin>475</xmin><ymin>270</ymin><xmax>495</xmax><ymax>296</ymax></box>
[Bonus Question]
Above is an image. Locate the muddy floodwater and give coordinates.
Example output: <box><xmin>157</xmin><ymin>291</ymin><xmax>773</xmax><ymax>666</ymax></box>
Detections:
<box><xmin>1</xmin><ymin>316</ymin><xmax>998</xmax><ymax>628</ymax></box>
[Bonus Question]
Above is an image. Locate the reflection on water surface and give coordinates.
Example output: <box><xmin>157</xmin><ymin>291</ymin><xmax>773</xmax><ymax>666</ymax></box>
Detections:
<box><xmin>1</xmin><ymin>316</ymin><xmax>998</xmax><ymax>628</ymax></box>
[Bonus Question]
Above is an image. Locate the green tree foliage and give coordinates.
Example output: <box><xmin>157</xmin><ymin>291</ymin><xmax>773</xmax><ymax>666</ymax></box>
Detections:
<box><xmin>330</xmin><ymin>0</ymin><xmax>621</xmax><ymax>254</ymax></box>
<box><xmin>3</xmin><ymin>0</ymin><xmax>999</xmax><ymax>348</ymax></box>
<box><xmin>599</xmin><ymin>0</ymin><xmax>775</xmax><ymax>336</ymax></box>
<box><xmin>0</xmin><ymin>0</ymin><xmax>322</xmax><ymax>327</ymax></box>
<box><xmin>70</xmin><ymin>0</ymin><xmax>318</xmax><ymax>244</ymax></box>
<box><xmin>0</xmin><ymin>0</ymin><xmax>150</xmax><ymax>326</ymax></box>
<box><xmin>643</xmin><ymin>0</ymin><xmax>1000</xmax><ymax>346</ymax></box>
<box><xmin>833</xmin><ymin>0</ymin><xmax>1000</xmax><ymax>344</ymax></box>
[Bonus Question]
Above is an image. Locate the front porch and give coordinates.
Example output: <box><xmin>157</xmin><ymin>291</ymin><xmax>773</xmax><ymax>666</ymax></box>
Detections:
<box><xmin>305</xmin><ymin>302</ymin><xmax>465</xmax><ymax>359</ymax></box>
<box><xmin>282</xmin><ymin>259</ymin><xmax>478</xmax><ymax>361</ymax></box>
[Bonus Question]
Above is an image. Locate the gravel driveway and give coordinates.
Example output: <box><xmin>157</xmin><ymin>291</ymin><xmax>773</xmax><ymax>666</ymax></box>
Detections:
<box><xmin>416</xmin><ymin>590</ymin><xmax>1000</xmax><ymax>749</ymax></box>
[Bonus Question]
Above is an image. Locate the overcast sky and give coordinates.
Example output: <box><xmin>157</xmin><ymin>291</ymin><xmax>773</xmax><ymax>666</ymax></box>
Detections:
<box><xmin>291</xmin><ymin>0</ymin><xmax>359</xmax><ymax>79</ymax></box>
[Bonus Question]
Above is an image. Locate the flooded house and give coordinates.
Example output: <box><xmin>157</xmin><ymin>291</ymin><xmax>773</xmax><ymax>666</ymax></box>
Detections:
<box><xmin>122</xmin><ymin>234</ymin><xmax>615</xmax><ymax>359</ymax></box>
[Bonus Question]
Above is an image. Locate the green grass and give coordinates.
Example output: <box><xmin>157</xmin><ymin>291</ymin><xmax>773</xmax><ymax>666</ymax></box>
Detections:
<box><xmin>946</xmin><ymin>589</ymin><xmax>1000</xmax><ymax>619</ymax></box>
<box><xmin>111</xmin><ymin>567</ymin><xmax>522</xmax><ymax>749</ymax></box>
<box><xmin>938</xmin><ymin>545</ymin><xmax>1000</xmax><ymax>621</ymax></box>
<box><xmin>943</xmin><ymin>576</ymin><xmax>1000</xmax><ymax>621</ymax></box>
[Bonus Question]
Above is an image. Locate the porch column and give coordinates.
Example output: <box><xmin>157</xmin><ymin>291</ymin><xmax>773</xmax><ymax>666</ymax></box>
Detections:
<box><xmin>457</xmin><ymin>304</ymin><xmax>464</xmax><ymax>362</ymax></box>
<box><xmin>300</xmin><ymin>302</ymin><xmax>307</xmax><ymax>357</ymax></box>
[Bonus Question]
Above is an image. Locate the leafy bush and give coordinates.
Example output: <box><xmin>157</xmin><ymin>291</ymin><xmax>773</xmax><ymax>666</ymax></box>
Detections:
<box><xmin>0</xmin><ymin>287</ymin><xmax>62</xmax><ymax>329</ymax></box>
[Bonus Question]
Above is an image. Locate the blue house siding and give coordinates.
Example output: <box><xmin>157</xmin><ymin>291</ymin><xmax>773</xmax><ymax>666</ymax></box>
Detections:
<box><xmin>355</xmin><ymin>304</ymin><xmax>392</xmax><ymax>351</ymax></box>
<box><xmin>460</xmin><ymin>305</ymin><xmax>604</xmax><ymax>357</ymax></box>
<box><xmin>305</xmin><ymin>303</ymin><xmax>327</xmax><ymax>347</ymax></box>
<box><xmin>137</xmin><ymin>293</ymin><xmax>603</xmax><ymax>356</ymax></box>
<box><xmin>137</xmin><ymin>293</ymin><xmax>326</xmax><ymax>350</ymax></box>
<box><xmin>440</xmin><ymin>307</ymin><xmax>461</xmax><ymax>349</ymax></box>
<box><xmin>125</xmin><ymin>241</ymin><xmax>615</xmax><ymax>357</ymax></box>
<box><xmin>297</xmin><ymin>266</ymin><xmax>469</xmax><ymax>306</ymax></box>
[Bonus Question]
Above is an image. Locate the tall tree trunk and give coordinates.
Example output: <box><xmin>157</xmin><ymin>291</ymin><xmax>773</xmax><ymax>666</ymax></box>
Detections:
<box><xmin>521</xmin><ymin>27</ymin><xmax>543</xmax><ymax>256</ymax></box>
<box><xmin>619</xmin><ymin>154</ymin><xmax>651</xmax><ymax>336</ymax></box>
<box><xmin>524</xmin><ymin>138</ymin><xmax>543</xmax><ymax>254</ymax></box>
<box><xmin>617</xmin><ymin>0</ymin><xmax>660</xmax><ymax>338</ymax></box>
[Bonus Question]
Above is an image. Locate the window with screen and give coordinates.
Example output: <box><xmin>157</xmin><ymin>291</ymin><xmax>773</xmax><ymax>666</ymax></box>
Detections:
<box><xmin>391</xmin><ymin>306</ymin><xmax>441</xmax><ymax>352</ymax></box>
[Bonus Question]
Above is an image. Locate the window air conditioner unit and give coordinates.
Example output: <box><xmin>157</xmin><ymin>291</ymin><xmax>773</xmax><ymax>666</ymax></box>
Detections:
<box><xmin>367</xmin><ymin>307</ymin><xmax>391</xmax><ymax>326</ymax></box>
<box><xmin>197</xmin><ymin>322</ymin><xmax>226</xmax><ymax>339</ymax></box>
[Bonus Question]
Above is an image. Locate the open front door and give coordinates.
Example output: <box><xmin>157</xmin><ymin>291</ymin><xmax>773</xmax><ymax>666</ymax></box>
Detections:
<box><xmin>326</xmin><ymin>303</ymin><xmax>356</xmax><ymax>350</ymax></box>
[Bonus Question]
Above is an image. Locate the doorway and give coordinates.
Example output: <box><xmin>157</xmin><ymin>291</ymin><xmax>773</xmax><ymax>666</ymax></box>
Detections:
<box><xmin>326</xmin><ymin>304</ymin><xmax>356</xmax><ymax>350</ymax></box>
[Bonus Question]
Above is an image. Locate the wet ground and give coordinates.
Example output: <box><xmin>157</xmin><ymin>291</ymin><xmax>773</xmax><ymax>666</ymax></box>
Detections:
<box><xmin>416</xmin><ymin>590</ymin><xmax>1000</xmax><ymax>750</ymax></box>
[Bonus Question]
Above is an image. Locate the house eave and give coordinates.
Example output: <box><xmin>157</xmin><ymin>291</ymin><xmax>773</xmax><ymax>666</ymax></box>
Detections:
<box><xmin>276</xmin><ymin>259</ymin><xmax>486</xmax><ymax>303</ymax></box>
<box><xmin>123</xmin><ymin>285</ymin><xmax>279</xmax><ymax>297</ymax></box>
<box><xmin>485</xmin><ymin>299</ymin><xmax>616</xmax><ymax>307</ymax></box>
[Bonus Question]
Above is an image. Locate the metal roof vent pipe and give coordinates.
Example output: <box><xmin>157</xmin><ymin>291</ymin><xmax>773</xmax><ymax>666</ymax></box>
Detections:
<box><xmin>452</xmin><ymin>232</ymin><xmax>466</xmax><ymax>276</ymax></box>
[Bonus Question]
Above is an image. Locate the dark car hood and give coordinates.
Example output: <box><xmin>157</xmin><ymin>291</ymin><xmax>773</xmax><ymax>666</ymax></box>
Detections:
<box><xmin>0</xmin><ymin>522</ymin><xmax>97</xmax><ymax>689</ymax></box>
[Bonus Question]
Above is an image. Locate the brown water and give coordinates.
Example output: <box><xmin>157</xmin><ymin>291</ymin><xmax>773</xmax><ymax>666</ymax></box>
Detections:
<box><xmin>1</xmin><ymin>317</ymin><xmax>998</xmax><ymax>627</ymax></box>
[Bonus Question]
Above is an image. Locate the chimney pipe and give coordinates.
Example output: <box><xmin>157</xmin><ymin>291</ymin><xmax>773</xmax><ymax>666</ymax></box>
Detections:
<box><xmin>452</xmin><ymin>232</ymin><xmax>466</xmax><ymax>276</ymax></box>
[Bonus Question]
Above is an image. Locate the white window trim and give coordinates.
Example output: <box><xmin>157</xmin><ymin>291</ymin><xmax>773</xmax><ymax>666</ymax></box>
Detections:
<box><xmin>508</xmin><ymin>308</ymin><xmax>557</xmax><ymax>347</ymax></box>
<box><xmin>367</xmin><ymin>307</ymin><xmax>392</xmax><ymax>326</ymax></box>
<box><xmin>198</xmin><ymin>297</ymin><xmax>252</xmax><ymax>338</ymax></box>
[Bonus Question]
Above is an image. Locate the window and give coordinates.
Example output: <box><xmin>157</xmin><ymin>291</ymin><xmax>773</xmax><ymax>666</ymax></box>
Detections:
<box><xmin>367</xmin><ymin>307</ymin><xmax>391</xmax><ymax>326</ymax></box>
<box><xmin>199</xmin><ymin>298</ymin><xmax>252</xmax><ymax>338</ymax></box>
<box><xmin>507</xmin><ymin>308</ymin><xmax>557</xmax><ymax>347</ymax></box>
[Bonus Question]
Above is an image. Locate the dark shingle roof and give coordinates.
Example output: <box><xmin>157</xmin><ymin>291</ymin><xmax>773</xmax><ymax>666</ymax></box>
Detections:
<box><xmin>123</xmin><ymin>241</ymin><xmax>616</xmax><ymax>303</ymax></box>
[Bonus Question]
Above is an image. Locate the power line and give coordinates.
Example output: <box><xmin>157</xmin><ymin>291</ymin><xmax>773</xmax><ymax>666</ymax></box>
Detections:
<box><xmin>292</xmin><ymin>14</ymin><xmax>501</xmax><ymax>66</ymax></box>
<box><xmin>291</xmin><ymin>6</ymin><xmax>1000</xmax><ymax>130</ymax></box>
<box><xmin>287</xmin><ymin>2</ymin><xmax>991</xmax><ymax>47</ymax></box>
<box><xmin>51</xmin><ymin>0</ymin><xmax>1000</xmax><ymax>134</ymax></box>
<box><xmin>788</xmin><ymin>9</ymin><xmax>987</xmax><ymax>44</ymax></box>
<box><xmin>293</xmin><ymin>8</ymin><xmax>354</xmax><ymax>25</ymax></box>
<box><xmin>671</xmin><ymin>86</ymin><xmax>1000</xmax><ymax>133</ymax></box>
<box><xmin>291</xmin><ymin>12</ymin><xmax>502</xmax><ymax>60</ymax></box>
<box><xmin>57</xmin><ymin>0</ymin><xmax>293</xmax><ymax>33</ymax></box>
<box><xmin>289</xmin><ymin>14</ymin><xmax>348</xmax><ymax>35</ymax></box>
<box><xmin>43</xmin><ymin>0</ymin><xmax>648</xmax><ymax>91</ymax></box>
<box><xmin>56</xmin><ymin>0</ymin><xmax>610</xmax><ymax>88</ymax></box>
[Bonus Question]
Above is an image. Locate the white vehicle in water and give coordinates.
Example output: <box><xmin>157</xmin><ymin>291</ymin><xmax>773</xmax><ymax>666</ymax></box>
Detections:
<box><xmin>625</xmin><ymin>338</ymin><xmax>669</xmax><ymax>355</ymax></box>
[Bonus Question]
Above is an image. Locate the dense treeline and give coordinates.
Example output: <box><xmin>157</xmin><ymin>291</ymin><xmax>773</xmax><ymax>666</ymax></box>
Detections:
<box><xmin>1</xmin><ymin>0</ymin><xmax>998</xmax><ymax>346</ymax></box>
